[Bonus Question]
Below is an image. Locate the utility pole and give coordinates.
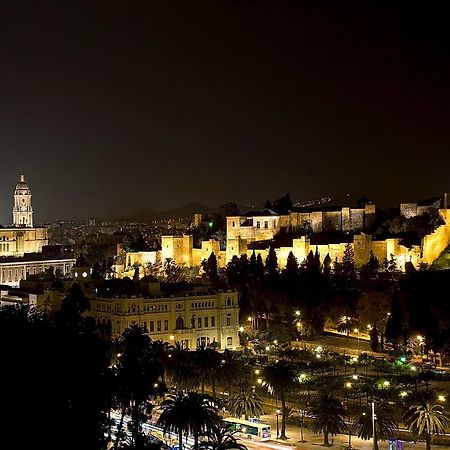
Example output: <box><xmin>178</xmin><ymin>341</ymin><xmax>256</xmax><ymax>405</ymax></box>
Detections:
<box><xmin>372</xmin><ymin>401</ymin><xmax>376</xmax><ymax>450</ymax></box>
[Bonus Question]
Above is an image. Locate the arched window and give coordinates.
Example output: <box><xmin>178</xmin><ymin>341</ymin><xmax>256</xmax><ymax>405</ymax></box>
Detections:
<box><xmin>176</xmin><ymin>316</ymin><xmax>184</xmax><ymax>330</ymax></box>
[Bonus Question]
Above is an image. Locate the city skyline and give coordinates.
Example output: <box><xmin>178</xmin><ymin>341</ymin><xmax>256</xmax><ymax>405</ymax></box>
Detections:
<box><xmin>1</xmin><ymin>2</ymin><xmax>449</xmax><ymax>221</ymax></box>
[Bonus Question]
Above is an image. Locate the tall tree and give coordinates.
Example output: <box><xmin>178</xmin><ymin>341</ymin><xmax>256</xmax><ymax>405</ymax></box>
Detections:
<box><xmin>307</xmin><ymin>393</ymin><xmax>347</xmax><ymax>446</ymax></box>
<box><xmin>229</xmin><ymin>387</ymin><xmax>264</xmax><ymax>419</ymax></box>
<box><xmin>195</xmin><ymin>423</ymin><xmax>248</xmax><ymax>450</ymax></box>
<box><xmin>265</xmin><ymin>245</ymin><xmax>279</xmax><ymax>282</ymax></box>
<box><xmin>404</xmin><ymin>395</ymin><xmax>450</xmax><ymax>450</ymax></box>
<box><xmin>262</xmin><ymin>361</ymin><xmax>298</xmax><ymax>439</ymax></box>
<box><xmin>157</xmin><ymin>392</ymin><xmax>221</xmax><ymax>449</ymax></box>
<box><xmin>114</xmin><ymin>324</ymin><xmax>161</xmax><ymax>449</ymax></box>
<box><xmin>353</xmin><ymin>404</ymin><xmax>398</xmax><ymax>450</ymax></box>
<box><xmin>195</xmin><ymin>345</ymin><xmax>222</xmax><ymax>398</ymax></box>
<box><xmin>202</xmin><ymin>252</ymin><xmax>219</xmax><ymax>285</ymax></box>
<box><xmin>341</xmin><ymin>244</ymin><xmax>357</xmax><ymax>287</ymax></box>
<box><xmin>283</xmin><ymin>251</ymin><xmax>299</xmax><ymax>285</ymax></box>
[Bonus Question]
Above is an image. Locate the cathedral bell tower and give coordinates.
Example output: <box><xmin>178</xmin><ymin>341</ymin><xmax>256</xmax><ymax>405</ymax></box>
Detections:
<box><xmin>13</xmin><ymin>174</ymin><xmax>33</xmax><ymax>228</ymax></box>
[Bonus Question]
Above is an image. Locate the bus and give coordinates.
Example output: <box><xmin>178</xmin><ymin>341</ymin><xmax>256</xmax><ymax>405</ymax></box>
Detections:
<box><xmin>223</xmin><ymin>417</ymin><xmax>271</xmax><ymax>442</ymax></box>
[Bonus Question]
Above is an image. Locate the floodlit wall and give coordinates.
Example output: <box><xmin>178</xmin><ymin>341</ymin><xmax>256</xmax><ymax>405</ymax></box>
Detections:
<box><xmin>422</xmin><ymin>209</ymin><xmax>450</xmax><ymax>265</ymax></box>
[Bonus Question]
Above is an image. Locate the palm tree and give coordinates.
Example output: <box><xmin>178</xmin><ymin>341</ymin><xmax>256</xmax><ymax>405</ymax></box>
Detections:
<box><xmin>195</xmin><ymin>344</ymin><xmax>222</xmax><ymax>398</ymax></box>
<box><xmin>157</xmin><ymin>393</ymin><xmax>186</xmax><ymax>450</ymax></box>
<box><xmin>404</xmin><ymin>395</ymin><xmax>450</xmax><ymax>450</ymax></box>
<box><xmin>171</xmin><ymin>346</ymin><xmax>201</xmax><ymax>392</ymax></box>
<box><xmin>157</xmin><ymin>392</ymin><xmax>221</xmax><ymax>449</ymax></box>
<box><xmin>337</xmin><ymin>315</ymin><xmax>359</xmax><ymax>343</ymax></box>
<box><xmin>229</xmin><ymin>387</ymin><xmax>264</xmax><ymax>419</ymax></box>
<box><xmin>262</xmin><ymin>361</ymin><xmax>298</xmax><ymax>439</ymax></box>
<box><xmin>149</xmin><ymin>339</ymin><xmax>173</xmax><ymax>384</ymax></box>
<box><xmin>353</xmin><ymin>404</ymin><xmax>398</xmax><ymax>450</ymax></box>
<box><xmin>307</xmin><ymin>393</ymin><xmax>347</xmax><ymax>446</ymax></box>
<box><xmin>220</xmin><ymin>349</ymin><xmax>245</xmax><ymax>395</ymax></box>
<box><xmin>195</xmin><ymin>422</ymin><xmax>248</xmax><ymax>450</ymax></box>
<box><xmin>114</xmin><ymin>324</ymin><xmax>161</xmax><ymax>450</ymax></box>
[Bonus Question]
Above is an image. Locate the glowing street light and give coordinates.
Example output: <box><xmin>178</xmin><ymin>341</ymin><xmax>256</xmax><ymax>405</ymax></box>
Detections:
<box><xmin>257</xmin><ymin>378</ymin><xmax>263</xmax><ymax>384</ymax></box>
<box><xmin>255</xmin><ymin>369</ymin><xmax>260</xmax><ymax>375</ymax></box>
<box><xmin>239</xmin><ymin>326</ymin><xmax>244</xmax><ymax>332</ymax></box>
<box><xmin>275</xmin><ymin>409</ymin><xmax>281</xmax><ymax>439</ymax></box>
<box><xmin>438</xmin><ymin>395</ymin><xmax>446</xmax><ymax>402</ymax></box>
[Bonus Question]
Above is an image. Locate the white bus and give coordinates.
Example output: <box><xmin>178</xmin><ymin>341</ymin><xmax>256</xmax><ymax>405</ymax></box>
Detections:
<box><xmin>224</xmin><ymin>417</ymin><xmax>271</xmax><ymax>442</ymax></box>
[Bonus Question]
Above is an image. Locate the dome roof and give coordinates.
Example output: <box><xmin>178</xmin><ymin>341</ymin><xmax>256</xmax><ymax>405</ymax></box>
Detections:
<box><xmin>15</xmin><ymin>175</ymin><xmax>30</xmax><ymax>191</ymax></box>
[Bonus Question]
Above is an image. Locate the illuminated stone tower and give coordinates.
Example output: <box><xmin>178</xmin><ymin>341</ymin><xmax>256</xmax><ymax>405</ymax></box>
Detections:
<box><xmin>12</xmin><ymin>174</ymin><xmax>33</xmax><ymax>227</ymax></box>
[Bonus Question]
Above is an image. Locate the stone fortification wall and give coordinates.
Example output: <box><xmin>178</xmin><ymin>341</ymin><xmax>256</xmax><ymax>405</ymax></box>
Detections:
<box><xmin>422</xmin><ymin>209</ymin><xmax>450</xmax><ymax>265</ymax></box>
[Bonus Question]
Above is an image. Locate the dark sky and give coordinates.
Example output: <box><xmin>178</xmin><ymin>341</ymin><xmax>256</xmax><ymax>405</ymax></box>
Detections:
<box><xmin>1</xmin><ymin>1</ymin><xmax>449</xmax><ymax>223</ymax></box>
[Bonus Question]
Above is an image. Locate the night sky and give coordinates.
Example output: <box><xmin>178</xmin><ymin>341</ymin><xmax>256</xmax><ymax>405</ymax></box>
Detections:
<box><xmin>1</xmin><ymin>1</ymin><xmax>449</xmax><ymax>223</ymax></box>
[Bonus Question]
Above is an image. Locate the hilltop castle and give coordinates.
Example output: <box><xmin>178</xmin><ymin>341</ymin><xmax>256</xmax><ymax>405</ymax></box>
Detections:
<box><xmin>155</xmin><ymin>195</ymin><xmax>450</xmax><ymax>273</ymax></box>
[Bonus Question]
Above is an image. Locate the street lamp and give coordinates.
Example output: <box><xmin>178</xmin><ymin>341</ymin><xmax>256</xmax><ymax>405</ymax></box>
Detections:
<box><xmin>372</xmin><ymin>402</ymin><xmax>376</xmax><ymax>450</ymax></box>
<box><xmin>275</xmin><ymin>409</ymin><xmax>281</xmax><ymax>439</ymax></box>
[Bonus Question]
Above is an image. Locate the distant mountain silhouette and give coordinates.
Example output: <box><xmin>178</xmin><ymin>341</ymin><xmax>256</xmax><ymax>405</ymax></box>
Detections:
<box><xmin>119</xmin><ymin>202</ymin><xmax>220</xmax><ymax>221</ymax></box>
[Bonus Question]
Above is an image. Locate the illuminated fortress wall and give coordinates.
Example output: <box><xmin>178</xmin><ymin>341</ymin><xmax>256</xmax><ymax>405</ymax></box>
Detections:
<box><xmin>150</xmin><ymin>207</ymin><xmax>449</xmax><ymax>275</ymax></box>
<box><xmin>422</xmin><ymin>209</ymin><xmax>450</xmax><ymax>265</ymax></box>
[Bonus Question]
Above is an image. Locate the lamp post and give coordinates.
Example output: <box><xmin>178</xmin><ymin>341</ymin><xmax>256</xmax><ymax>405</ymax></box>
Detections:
<box><xmin>276</xmin><ymin>409</ymin><xmax>281</xmax><ymax>439</ymax></box>
<box><xmin>372</xmin><ymin>401</ymin><xmax>376</xmax><ymax>450</ymax></box>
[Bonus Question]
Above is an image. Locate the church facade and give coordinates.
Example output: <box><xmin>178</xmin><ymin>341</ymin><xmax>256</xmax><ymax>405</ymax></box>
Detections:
<box><xmin>0</xmin><ymin>175</ymin><xmax>48</xmax><ymax>258</ymax></box>
<box><xmin>0</xmin><ymin>175</ymin><xmax>75</xmax><ymax>286</ymax></box>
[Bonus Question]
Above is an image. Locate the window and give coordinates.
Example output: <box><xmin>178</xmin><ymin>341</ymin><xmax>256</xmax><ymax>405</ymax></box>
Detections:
<box><xmin>232</xmin><ymin>221</ymin><xmax>235</xmax><ymax>227</ymax></box>
<box><xmin>150</xmin><ymin>321</ymin><xmax>154</xmax><ymax>332</ymax></box>
<box><xmin>143</xmin><ymin>321</ymin><xmax>147</xmax><ymax>331</ymax></box>
<box><xmin>256</xmin><ymin>221</ymin><xmax>260</xmax><ymax>228</ymax></box>
<box><xmin>191</xmin><ymin>317</ymin><xmax>195</xmax><ymax>328</ymax></box>
<box><xmin>164</xmin><ymin>320</ymin><xmax>169</xmax><ymax>331</ymax></box>
<box><xmin>211</xmin><ymin>316</ymin><xmax>215</xmax><ymax>327</ymax></box>
<box><xmin>204</xmin><ymin>317</ymin><xmax>209</xmax><ymax>328</ymax></box>
<box><xmin>198</xmin><ymin>317</ymin><xmax>202</xmax><ymax>328</ymax></box>
<box><xmin>227</xmin><ymin>337</ymin><xmax>233</xmax><ymax>346</ymax></box>
<box><xmin>226</xmin><ymin>316</ymin><xmax>231</xmax><ymax>326</ymax></box>
<box><xmin>264</xmin><ymin>221</ymin><xmax>268</xmax><ymax>229</ymax></box>
<box><xmin>176</xmin><ymin>317</ymin><xmax>184</xmax><ymax>329</ymax></box>
<box><xmin>157</xmin><ymin>321</ymin><xmax>161</xmax><ymax>332</ymax></box>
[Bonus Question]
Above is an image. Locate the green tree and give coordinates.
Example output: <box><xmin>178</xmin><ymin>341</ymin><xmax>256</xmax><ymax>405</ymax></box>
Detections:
<box><xmin>341</xmin><ymin>244</ymin><xmax>357</xmax><ymax>287</ymax></box>
<box><xmin>404</xmin><ymin>396</ymin><xmax>450</xmax><ymax>450</ymax></box>
<box><xmin>57</xmin><ymin>282</ymin><xmax>90</xmax><ymax>328</ymax></box>
<box><xmin>195</xmin><ymin>422</ymin><xmax>248</xmax><ymax>450</ymax></box>
<box><xmin>307</xmin><ymin>393</ymin><xmax>347</xmax><ymax>446</ymax></box>
<box><xmin>265</xmin><ymin>245</ymin><xmax>279</xmax><ymax>281</ymax></box>
<box><xmin>353</xmin><ymin>404</ymin><xmax>398</xmax><ymax>450</ymax></box>
<box><xmin>157</xmin><ymin>392</ymin><xmax>221</xmax><ymax>449</ymax></box>
<box><xmin>229</xmin><ymin>387</ymin><xmax>264</xmax><ymax>419</ymax></box>
<box><xmin>262</xmin><ymin>361</ymin><xmax>298</xmax><ymax>439</ymax></box>
<box><xmin>195</xmin><ymin>345</ymin><xmax>222</xmax><ymax>398</ymax></box>
<box><xmin>202</xmin><ymin>252</ymin><xmax>219</xmax><ymax>284</ymax></box>
<box><xmin>283</xmin><ymin>251</ymin><xmax>299</xmax><ymax>286</ymax></box>
<box><xmin>114</xmin><ymin>324</ymin><xmax>161</xmax><ymax>449</ymax></box>
<box><xmin>370</xmin><ymin>323</ymin><xmax>379</xmax><ymax>352</ymax></box>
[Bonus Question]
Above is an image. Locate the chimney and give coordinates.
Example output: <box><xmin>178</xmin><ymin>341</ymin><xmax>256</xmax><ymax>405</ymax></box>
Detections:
<box><xmin>444</xmin><ymin>193</ymin><xmax>448</xmax><ymax>210</ymax></box>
